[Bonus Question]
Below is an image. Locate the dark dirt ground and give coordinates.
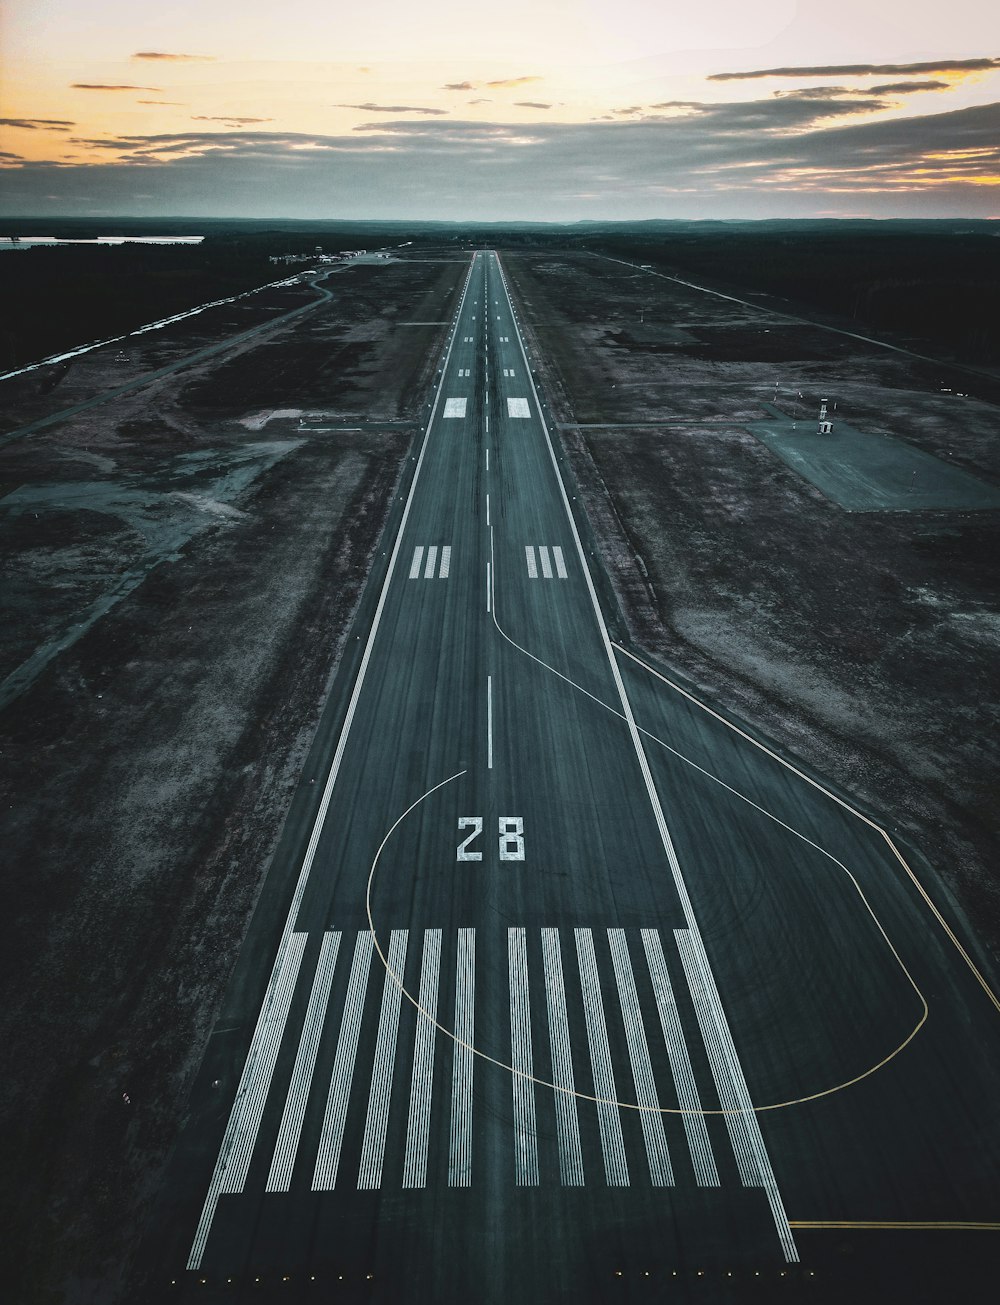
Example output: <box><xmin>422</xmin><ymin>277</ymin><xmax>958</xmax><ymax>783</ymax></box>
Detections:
<box><xmin>503</xmin><ymin>250</ymin><xmax>1000</xmax><ymax>976</ymax></box>
<box><xmin>0</xmin><ymin>253</ymin><xmax>467</xmax><ymax>1304</ymax></box>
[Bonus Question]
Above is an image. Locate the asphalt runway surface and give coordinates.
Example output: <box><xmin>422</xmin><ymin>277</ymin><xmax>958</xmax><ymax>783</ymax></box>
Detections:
<box><xmin>149</xmin><ymin>252</ymin><xmax>1000</xmax><ymax>1302</ymax></box>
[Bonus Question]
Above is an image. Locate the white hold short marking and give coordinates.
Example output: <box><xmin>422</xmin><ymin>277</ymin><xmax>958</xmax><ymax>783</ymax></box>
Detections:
<box><xmin>444</xmin><ymin>398</ymin><xmax>467</xmax><ymax>418</ymax></box>
<box><xmin>507</xmin><ymin>397</ymin><xmax>530</xmax><ymax>418</ymax></box>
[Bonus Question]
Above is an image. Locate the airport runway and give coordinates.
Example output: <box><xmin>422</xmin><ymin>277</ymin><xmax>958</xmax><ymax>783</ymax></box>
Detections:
<box><xmin>153</xmin><ymin>252</ymin><xmax>1000</xmax><ymax>1301</ymax></box>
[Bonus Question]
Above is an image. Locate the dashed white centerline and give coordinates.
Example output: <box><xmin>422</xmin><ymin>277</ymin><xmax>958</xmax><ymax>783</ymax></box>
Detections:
<box><xmin>487</xmin><ymin>675</ymin><xmax>494</xmax><ymax>770</ymax></box>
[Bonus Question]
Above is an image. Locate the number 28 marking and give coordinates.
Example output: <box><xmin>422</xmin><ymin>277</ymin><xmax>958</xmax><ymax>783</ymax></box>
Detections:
<box><xmin>457</xmin><ymin>817</ymin><xmax>525</xmax><ymax>862</ymax></box>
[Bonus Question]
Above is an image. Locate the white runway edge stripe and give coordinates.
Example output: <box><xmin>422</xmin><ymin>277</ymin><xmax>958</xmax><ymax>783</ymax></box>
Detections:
<box><xmin>676</xmin><ymin>929</ymin><xmax>798</xmax><ymax>1264</ymax></box>
<box><xmin>508</xmin><ymin>928</ymin><xmax>540</xmax><ymax>1186</ymax></box>
<box><xmin>493</xmin><ymin>252</ymin><xmax>798</xmax><ymax>1262</ymax></box>
<box><xmin>402</xmin><ymin>929</ymin><xmax>443</xmax><ymax>1189</ymax></box>
<box><xmin>448</xmin><ymin>927</ymin><xmax>475</xmax><ymax>1187</ymax></box>
<box><xmin>186</xmin><ymin>256</ymin><xmax>478</xmax><ymax>1268</ymax></box>
<box><xmin>267</xmin><ymin>931</ymin><xmax>342</xmax><ymax>1192</ymax></box>
<box><xmin>574</xmin><ymin>928</ymin><xmax>629</xmax><ymax>1187</ymax></box>
<box><xmin>186</xmin><ymin>933</ymin><xmax>307</xmax><ymax>1269</ymax></box>
<box><xmin>541</xmin><ymin>928</ymin><xmax>585</xmax><ymax>1186</ymax></box>
<box><xmin>358</xmin><ymin>930</ymin><xmax>409</xmax><ymax>1189</ymax></box>
<box><xmin>312</xmin><ymin>930</ymin><xmax>375</xmax><ymax>1189</ymax></box>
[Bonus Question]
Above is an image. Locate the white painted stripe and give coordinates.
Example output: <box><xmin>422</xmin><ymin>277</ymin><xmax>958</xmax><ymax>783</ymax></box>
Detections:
<box><xmin>409</xmin><ymin>546</ymin><xmax>424</xmax><ymax>580</ymax></box>
<box><xmin>439</xmin><ymin>546</ymin><xmax>451</xmax><ymax>579</ymax></box>
<box><xmin>448</xmin><ymin>928</ymin><xmax>475</xmax><ymax>1187</ymax></box>
<box><xmin>487</xmin><ymin>675</ymin><xmax>493</xmax><ymax>770</ymax></box>
<box><xmin>493</xmin><ymin>252</ymin><xmax>797</xmax><ymax>1262</ymax></box>
<box><xmin>358</xmin><ymin>930</ymin><xmax>409</xmax><ymax>1189</ymax></box>
<box><xmin>541</xmin><ymin>928</ymin><xmax>584</xmax><ymax>1186</ymax></box>
<box><xmin>402</xmin><ymin>929</ymin><xmax>442</xmax><ymax>1188</ymax></box>
<box><xmin>525</xmin><ymin>545</ymin><xmax>537</xmax><ymax>579</ymax></box>
<box><xmin>607</xmin><ymin>929</ymin><xmax>673</xmax><ymax>1186</ymax></box>
<box><xmin>187</xmin><ymin>934</ymin><xmax>306</xmax><ymax>1268</ymax></box>
<box><xmin>423</xmin><ymin>545</ymin><xmax>438</xmax><ymax>580</ymax></box>
<box><xmin>574</xmin><ymin>928</ymin><xmax>629</xmax><ymax>1186</ymax></box>
<box><xmin>485</xmin><ymin>447</ymin><xmax>489</xmax><ymax>471</ymax></box>
<box><xmin>640</xmin><ymin>929</ymin><xmax>718</xmax><ymax>1186</ymax></box>
<box><xmin>486</xmin><ymin>562</ymin><xmax>491</xmax><ymax>613</ymax></box>
<box><xmin>312</xmin><ymin>931</ymin><xmax>374</xmax><ymax>1190</ymax></box>
<box><xmin>676</xmin><ymin>929</ymin><xmax>798</xmax><ymax>1262</ymax></box>
<box><xmin>507</xmin><ymin>397</ymin><xmax>530</xmax><ymax>418</ymax></box>
<box><xmin>553</xmin><ymin>546</ymin><xmax>568</xmax><ymax>579</ymax></box>
<box><xmin>266</xmin><ymin>931</ymin><xmax>342</xmax><ymax>1192</ymax></box>
<box><xmin>508</xmin><ymin>929</ymin><xmax>539</xmax><ymax>1185</ymax></box>
<box><xmin>443</xmin><ymin>397</ymin><xmax>467</xmax><ymax>417</ymax></box>
<box><xmin>539</xmin><ymin>546</ymin><xmax>553</xmax><ymax>579</ymax></box>
<box><xmin>486</xmin><ymin>493</ymin><xmax>490</xmax><ymax>527</ymax></box>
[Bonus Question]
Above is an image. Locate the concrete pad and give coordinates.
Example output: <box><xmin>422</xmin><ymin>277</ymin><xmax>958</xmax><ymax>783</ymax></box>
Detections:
<box><xmin>747</xmin><ymin>411</ymin><xmax>1000</xmax><ymax>512</ymax></box>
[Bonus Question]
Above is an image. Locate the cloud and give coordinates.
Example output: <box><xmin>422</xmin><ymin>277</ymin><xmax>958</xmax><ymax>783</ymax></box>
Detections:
<box><xmin>709</xmin><ymin>58</ymin><xmax>1000</xmax><ymax>81</ymax></box>
<box><xmin>443</xmin><ymin>81</ymin><xmax>475</xmax><ymax>91</ymax></box>
<box><xmin>486</xmin><ymin>76</ymin><xmax>542</xmax><ymax>88</ymax></box>
<box><xmin>6</xmin><ymin>100</ymin><xmax>998</xmax><ymax>221</ymax></box>
<box><xmin>869</xmin><ymin>80</ymin><xmax>951</xmax><ymax>94</ymax></box>
<box><xmin>71</xmin><ymin>84</ymin><xmax>163</xmax><ymax>92</ymax></box>
<box><xmin>0</xmin><ymin>117</ymin><xmax>74</xmax><ymax>130</ymax></box>
<box><xmin>338</xmin><ymin>102</ymin><xmax>449</xmax><ymax>115</ymax></box>
<box><xmin>469</xmin><ymin>98</ymin><xmax>492</xmax><ymax>104</ymax></box>
<box><xmin>132</xmin><ymin>51</ymin><xmax>214</xmax><ymax>62</ymax></box>
<box><xmin>192</xmin><ymin>115</ymin><xmax>274</xmax><ymax>126</ymax></box>
<box><xmin>138</xmin><ymin>100</ymin><xmax>186</xmax><ymax>106</ymax></box>
<box><xmin>515</xmin><ymin>101</ymin><xmax>552</xmax><ymax>110</ymax></box>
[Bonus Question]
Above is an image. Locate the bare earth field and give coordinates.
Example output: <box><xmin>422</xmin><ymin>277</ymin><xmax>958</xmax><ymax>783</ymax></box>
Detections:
<box><xmin>504</xmin><ymin>250</ymin><xmax>1000</xmax><ymax>972</ymax></box>
<box><xmin>0</xmin><ymin>255</ymin><xmax>466</xmax><ymax>1303</ymax></box>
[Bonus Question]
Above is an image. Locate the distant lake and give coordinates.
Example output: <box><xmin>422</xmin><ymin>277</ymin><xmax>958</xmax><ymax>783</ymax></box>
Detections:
<box><xmin>0</xmin><ymin>236</ymin><xmax>204</xmax><ymax>250</ymax></box>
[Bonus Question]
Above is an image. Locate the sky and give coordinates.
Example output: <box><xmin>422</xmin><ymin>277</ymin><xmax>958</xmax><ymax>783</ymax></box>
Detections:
<box><xmin>1</xmin><ymin>0</ymin><xmax>998</xmax><ymax>220</ymax></box>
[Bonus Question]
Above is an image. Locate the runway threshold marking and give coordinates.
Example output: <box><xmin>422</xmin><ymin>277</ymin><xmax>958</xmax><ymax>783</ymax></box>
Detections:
<box><xmin>508</xmin><ymin>928</ymin><xmax>540</xmax><ymax>1186</ymax></box>
<box><xmin>613</xmin><ymin>641</ymin><xmax>1000</xmax><ymax>1018</ymax></box>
